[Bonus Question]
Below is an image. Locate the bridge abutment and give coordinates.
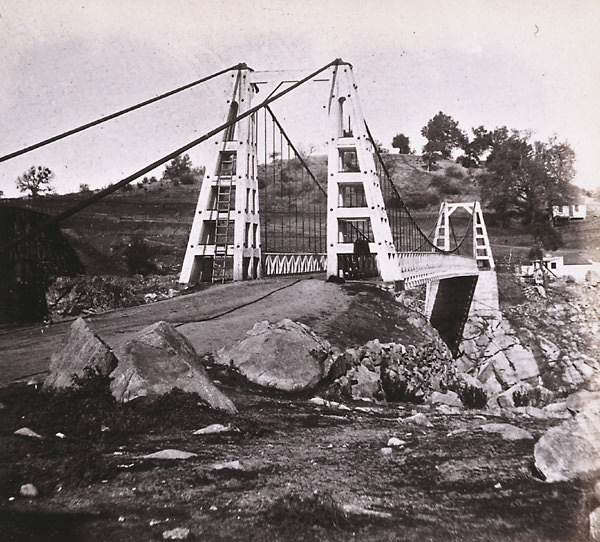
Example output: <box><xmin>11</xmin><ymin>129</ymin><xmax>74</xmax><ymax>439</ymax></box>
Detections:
<box><xmin>426</xmin><ymin>275</ymin><xmax>479</xmax><ymax>357</ymax></box>
<box><xmin>425</xmin><ymin>269</ymin><xmax>500</xmax><ymax>356</ymax></box>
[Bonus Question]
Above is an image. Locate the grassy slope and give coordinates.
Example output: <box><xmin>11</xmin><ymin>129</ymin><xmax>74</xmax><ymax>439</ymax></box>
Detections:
<box><xmin>3</xmin><ymin>157</ymin><xmax>599</xmax><ymax>276</ymax></box>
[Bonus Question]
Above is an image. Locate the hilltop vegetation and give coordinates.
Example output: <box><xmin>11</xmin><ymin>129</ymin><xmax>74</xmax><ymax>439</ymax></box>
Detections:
<box><xmin>3</xmin><ymin>153</ymin><xmax>597</xmax><ymax>277</ymax></box>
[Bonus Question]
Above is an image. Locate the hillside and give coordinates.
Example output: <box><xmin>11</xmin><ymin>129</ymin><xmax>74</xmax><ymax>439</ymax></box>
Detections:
<box><xmin>2</xmin><ymin>156</ymin><xmax>599</xmax><ymax>281</ymax></box>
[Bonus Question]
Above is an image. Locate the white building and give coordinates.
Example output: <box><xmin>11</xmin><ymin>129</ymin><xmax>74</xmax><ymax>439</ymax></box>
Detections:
<box><xmin>552</xmin><ymin>204</ymin><xmax>586</xmax><ymax>220</ymax></box>
<box><xmin>521</xmin><ymin>254</ymin><xmax>600</xmax><ymax>282</ymax></box>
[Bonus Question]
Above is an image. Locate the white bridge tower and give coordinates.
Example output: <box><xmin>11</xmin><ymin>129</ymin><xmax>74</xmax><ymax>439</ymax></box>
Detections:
<box><xmin>326</xmin><ymin>62</ymin><xmax>398</xmax><ymax>281</ymax></box>
<box><xmin>179</xmin><ymin>66</ymin><xmax>261</xmax><ymax>284</ymax></box>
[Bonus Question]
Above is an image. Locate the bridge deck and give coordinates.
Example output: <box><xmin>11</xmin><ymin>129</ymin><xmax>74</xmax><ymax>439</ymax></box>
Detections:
<box><xmin>262</xmin><ymin>251</ymin><xmax>478</xmax><ymax>288</ymax></box>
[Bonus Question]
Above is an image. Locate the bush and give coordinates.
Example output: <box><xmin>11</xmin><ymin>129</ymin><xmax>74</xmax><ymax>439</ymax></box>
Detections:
<box><xmin>404</xmin><ymin>188</ymin><xmax>439</xmax><ymax>210</ymax></box>
<box><xmin>266</xmin><ymin>491</ymin><xmax>349</xmax><ymax>530</ymax></box>
<box><xmin>445</xmin><ymin>165</ymin><xmax>465</xmax><ymax>179</ymax></box>
<box><xmin>124</xmin><ymin>237</ymin><xmax>156</xmax><ymax>275</ymax></box>
<box><xmin>380</xmin><ymin>344</ymin><xmax>455</xmax><ymax>404</ymax></box>
<box><xmin>71</xmin><ymin>365</ymin><xmax>114</xmax><ymax>401</ymax></box>
<box><xmin>513</xmin><ymin>387</ymin><xmax>552</xmax><ymax>407</ymax></box>
<box><xmin>533</xmin><ymin>222</ymin><xmax>563</xmax><ymax>251</ymax></box>
<box><xmin>457</xmin><ymin>384</ymin><xmax>488</xmax><ymax>409</ymax></box>
<box><xmin>429</xmin><ymin>176</ymin><xmax>463</xmax><ymax>196</ymax></box>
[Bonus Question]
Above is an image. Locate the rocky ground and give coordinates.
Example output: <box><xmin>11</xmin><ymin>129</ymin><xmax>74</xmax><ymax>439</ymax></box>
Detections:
<box><xmin>0</xmin><ymin>275</ymin><xmax>599</xmax><ymax>541</ymax></box>
<box><xmin>0</xmin><ymin>378</ymin><xmax>594</xmax><ymax>542</ymax></box>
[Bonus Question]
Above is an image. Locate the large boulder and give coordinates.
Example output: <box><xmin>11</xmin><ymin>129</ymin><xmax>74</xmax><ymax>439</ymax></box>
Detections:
<box><xmin>44</xmin><ymin>317</ymin><xmax>118</xmax><ymax>389</ymax></box>
<box><xmin>110</xmin><ymin>321</ymin><xmax>236</xmax><ymax>413</ymax></box>
<box><xmin>215</xmin><ymin>319</ymin><xmax>333</xmax><ymax>392</ymax></box>
<box><xmin>534</xmin><ymin>399</ymin><xmax>600</xmax><ymax>482</ymax></box>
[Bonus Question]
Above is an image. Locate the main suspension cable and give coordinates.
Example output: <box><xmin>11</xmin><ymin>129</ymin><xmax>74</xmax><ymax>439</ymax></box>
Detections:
<box><xmin>0</xmin><ymin>63</ymin><xmax>246</xmax><ymax>163</ymax></box>
<box><xmin>2</xmin><ymin>59</ymin><xmax>342</xmax><ymax>254</ymax></box>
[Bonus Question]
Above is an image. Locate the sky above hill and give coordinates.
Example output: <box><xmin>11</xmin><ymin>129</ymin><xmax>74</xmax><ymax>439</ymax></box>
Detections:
<box><xmin>1</xmin><ymin>0</ymin><xmax>599</xmax><ymax>198</ymax></box>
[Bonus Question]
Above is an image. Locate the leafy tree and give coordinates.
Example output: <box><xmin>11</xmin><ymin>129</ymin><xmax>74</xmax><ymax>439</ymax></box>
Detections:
<box><xmin>16</xmin><ymin>165</ymin><xmax>55</xmax><ymax>197</ymax></box>
<box><xmin>79</xmin><ymin>183</ymin><xmax>91</xmax><ymax>192</ymax></box>
<box><xmin>421</xmin><ymin>112</ymin><xmax>466</xmax><ymax>170</ymax></box>
<box><xmin>479</xmin><ymin>130</ymin><xmax>576</xmax><ymax>239</ymax></box>
<box><xmin>392</xmin><ymin>133</ymin><xmax>411</xmax><ymax>154</ymax></box>
<box><xmin>458</xmin><ymin>125</ymin><xmax>493</xmax><ymax>168</ymax></box>
<box><xmin>162</xmin><ymin>153</ymin><xmax>203</xmax><ymax>185</ymax></box>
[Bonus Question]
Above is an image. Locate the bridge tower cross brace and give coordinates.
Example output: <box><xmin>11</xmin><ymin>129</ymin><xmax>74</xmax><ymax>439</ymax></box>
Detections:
<box><xmin>179</xmin><ymin>67</ymin><xmax>261</xmax><ymax>284</ymax></box>
<box><xmin>326</xmin><ymin>62</ymin><xmax>397</xmax><ymax>281</ymax></box>
<box><xmin>433</xmin><ymin>201</ymin><xmax>495</xmax><ymax>269</ymax></box>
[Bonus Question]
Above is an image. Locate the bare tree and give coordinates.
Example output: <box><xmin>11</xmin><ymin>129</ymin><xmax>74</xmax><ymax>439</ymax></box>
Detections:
<box><xmin>16</xmin><ymin>166</ymin><xmax>55</xmax><ymax>197</ymax></box>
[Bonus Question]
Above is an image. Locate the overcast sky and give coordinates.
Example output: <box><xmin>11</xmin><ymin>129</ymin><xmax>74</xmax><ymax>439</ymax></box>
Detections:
<box><xmin>1</xmin><ymin>0</ymin><xmax>599</xmax><ymax>198</ymax></box>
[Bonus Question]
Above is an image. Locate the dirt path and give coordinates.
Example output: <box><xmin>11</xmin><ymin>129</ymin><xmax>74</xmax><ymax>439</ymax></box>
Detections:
<box><xmin>1</xmin><ymin>276</ymin><xmax>406</xmax><ymax>385</ymax></box>
<box><xmin>0</xmin><ymin>277</ymin><xmax>305</xmax><ymax>384</ymax></box>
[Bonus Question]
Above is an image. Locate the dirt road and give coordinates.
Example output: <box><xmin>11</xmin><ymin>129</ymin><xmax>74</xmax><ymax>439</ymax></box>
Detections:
<box><xmin>0</xmin><ymin>276</ymin><xmax>416</xmax><ymax>385</ymax></box>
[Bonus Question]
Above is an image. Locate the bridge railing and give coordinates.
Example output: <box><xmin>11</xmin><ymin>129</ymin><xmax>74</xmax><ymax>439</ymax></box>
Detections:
<box><xmin>388</xmin><ymin>251</ymin><xmax>479</xmax><ymax>288</ymax></box>
<box><xmin>262</xmin><ymin>252</ymin><xmax>327</xmax><ymax>276</ymax></box>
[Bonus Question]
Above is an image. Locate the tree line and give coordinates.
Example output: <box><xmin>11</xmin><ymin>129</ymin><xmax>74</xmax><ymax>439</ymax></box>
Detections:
<box><xmin>392</xmin><ymin>112</ymin><xmax>577</xmax><ymax>235</ymax></box>
<box><xmin>10</xmin><ymin>153</ymin><xmax>204</xmax><ymax>199</ymax></box>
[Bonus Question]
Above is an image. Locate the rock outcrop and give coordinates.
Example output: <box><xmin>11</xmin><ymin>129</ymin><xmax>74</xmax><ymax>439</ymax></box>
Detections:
<box><xmin>215</xmin><ymin>319</ymin><xmax>333</xmax><ymax>392</ymax></box>
<box><xmin>534</xmin><ymin>398</ymin><xmax>600</xmax><ymax>482</ymax></box>
<box><xmin>110</xmin><ymin>321</ymin><xmax>236</xmax><ymax>413</ymax></box>
<box><xmin>44</xmin><ymin>317</ymin><xmax>118</xmax><ymax>389</ymax></box>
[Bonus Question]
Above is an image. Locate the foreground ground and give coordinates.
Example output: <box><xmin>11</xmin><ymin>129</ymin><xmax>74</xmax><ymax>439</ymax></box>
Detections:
<box><xmin>0</xmin><ymin>380</ymin><xmax>592</xmax><ymax>542</ymax></box>
<box><xmin>0</xmin><ymin>276</ymin><xmax>596</xmax><ymax>540</ymax></box>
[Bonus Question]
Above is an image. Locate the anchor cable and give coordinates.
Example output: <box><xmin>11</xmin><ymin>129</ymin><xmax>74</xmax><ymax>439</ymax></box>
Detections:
<box><xmin>0</xmin><ymin>63</ymin><xmax>246</xmax><ymax>163</ymax></box>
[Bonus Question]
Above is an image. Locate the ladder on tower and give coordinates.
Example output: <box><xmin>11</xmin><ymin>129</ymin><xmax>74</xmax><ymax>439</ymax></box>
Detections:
<box><xmin>212</xmin><ymin>174</ymin><xmax>234</xmax><ymax>283</ymax></box>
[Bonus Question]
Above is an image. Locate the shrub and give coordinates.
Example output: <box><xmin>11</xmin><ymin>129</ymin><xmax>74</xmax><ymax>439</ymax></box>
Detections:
<box><xmin>71</xmin><ymin>365</ymin><xmax>114</xmax><ymax>401</ymax></box>
<box><xmin>266</xmin><ymin>491</ymin><xmax>349</xmax><ymax>530</ymax></box>
<box><xmin>533</xmin><ymin>222</ymin><xmax>563</xmax><ymax>251</ymax></box>
<box><xmin>513</xmin><ymin>387</ymin><xmax>552</xmax><ymax>407</ymax></box>
<box><xmin>429</xmin><ymin>176</ymin><xmax>463</xmax><ymax>196</ymax></box>
<box><xmin>445</xmin><ymin>165</ymin><xmax>465</xmax><ymax>179</ymax></box>
<box><xmin>404</xmin><ymin>188</ymin><xmax>439</xmax><ymax>210</ymax></box>
<box><xmin>124</xmin><ymin>236</ymin><xmax>156</xmax><ymax>275</ymax></box>
<box><xmin>457</xmin><ymin>384</ymin><xmax>488</xmax><ymax>409</ymax></box>
<box><xmin>380</xmin><ymin>344</ymin><xmax>455</xmax><ymax>404</ymax></box>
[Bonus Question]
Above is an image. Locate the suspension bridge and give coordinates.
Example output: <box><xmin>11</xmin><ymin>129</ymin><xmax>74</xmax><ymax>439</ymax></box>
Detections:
<box><xmin>0</xmin><ymin>59</ymin><xmax>496</xmax><ymax>354</ymax></box>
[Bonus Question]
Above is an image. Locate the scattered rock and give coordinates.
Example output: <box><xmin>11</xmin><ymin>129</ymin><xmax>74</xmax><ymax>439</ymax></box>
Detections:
<box><xmin>496</xmin><ymin>382</ymin><xmax>533</xmax><ymax>409</ymax></box>
<box><xmin>566</xmin><ymin>390</ymin><xmax>600</xmax><ymax>413</ymax></box>
<box><xmin>193</xmin><ymin>423</ymin><xmax>236</xmax><ymax>435</ymax></box>
<box><xmin>44</xmin><ymin>317</ymin><xmax>118</xmax><ymax>389</ymax></box>
<box><xmin>215</xmin><ymin>319</ymin><xmax>333</xmax><ymax>392</ymax></box>
<box><xmin>387</xmin><ymin>437</ymin><xmax>405</xmax><ymax>447</ymax></box>
<box><xmin>480</xmin><ymin>423</ymin><xmax>534</xmax><ymax>441</ymax></box>
<box><xmin>143</xmin><ymin>449</ymin><xmax>197</xmax><ymax>460</ymax></box>
<box><xmin>400</xmin><ymin>413</ymin><xmax>433</xmax><ymax>427</ymax></box>
<box><xmin>591</xmin><ymin>507</ymin><xmax>600</xmax><ymax>541</ymax></box>
<box><xmin>380</xmin><ymin>447</ymin><xmax>393</xmax><ymax>456</ymax></box>
<box><xmin>430</xmin><ymin>390</ymin><xmax>462</xmax><ymax>408</ymax></box>
<box><xmin>541</xmin><ymin>402</ymin><xmax>570</xmax><ymax>419</ymax></box>
<box><xmin>534</xmin><ymin>405</ymin><xmax>600</xmax><ymax>482</ymax></box>
<box><xmin>14</xmin><ymin>427</ymin><xmax>43</xmax><ymax>439</ymax></box>
<box><xmin>514</xmin><ymin>406</ymin><xmax>548</xmax><ymax>419</ymax></box>
<box><xmin>436</xmin><ymin>404</ymin><xmax>462</xmax><ymax>415</ymax></box>
<box><xmin>162</xmin><ymin>527</ymin><xmax>190</xmax><ymax>540</ymax></box>
<box><xmin>110</xmin><ymin>321</ymin><xmax>236</xmax><ymax>413</ymax></box>
<box><xmin>341</xmin><ymin>503</ymin><xmax>393</xmax><ymax>519</ymax></box>
<box><xmin>19</xmin><ymin>484</ymin><xmax>38</xmax><ymax>497</ymax></box>
<box><xmin>348</xmin><ymin>364</ymin><xmax>381</xmax><ymax>399</ymax></box>
<box><xmin>354</xmin><ymin>406</ymin><xmax>379</xmax><ymax>414</ymax></box>
<box><xmin>211</xmin><ymin>460</ymin><xmax>243</xmax><ymax>471</ymax></box>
